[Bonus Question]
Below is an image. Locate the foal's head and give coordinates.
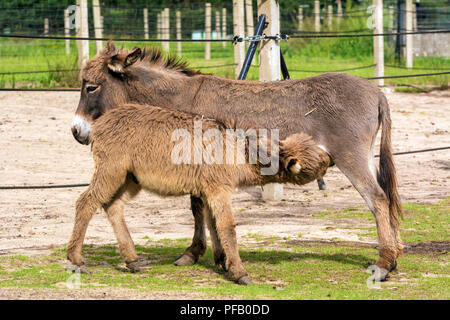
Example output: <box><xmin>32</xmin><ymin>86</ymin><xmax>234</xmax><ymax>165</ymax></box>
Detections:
<box><xmin>279</xmin><ymin>133</ymin><xmax>331</xmax><ymax>185</ymax></box>
<box><xmin>71</xmin><ymin>41</ymin><xmax>200</xmax><ymax>145</ymax></box>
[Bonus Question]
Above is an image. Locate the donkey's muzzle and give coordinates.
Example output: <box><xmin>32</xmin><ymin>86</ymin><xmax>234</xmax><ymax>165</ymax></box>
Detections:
<box><xmin>71</xmin><ymin>115</ymin><xmax>91</xmax><ymax>145</ymax></box>
<box><xmin>71</xmin><ymin>126</ymin><xmax>89</xmax><ymax>145</ymax></box>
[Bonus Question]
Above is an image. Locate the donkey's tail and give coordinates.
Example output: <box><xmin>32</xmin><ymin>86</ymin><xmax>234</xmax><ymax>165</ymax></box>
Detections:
<box><xmin>378</xmin><ymin>93</ymin><xmax>403</xmax><ymax>225</ymax></box>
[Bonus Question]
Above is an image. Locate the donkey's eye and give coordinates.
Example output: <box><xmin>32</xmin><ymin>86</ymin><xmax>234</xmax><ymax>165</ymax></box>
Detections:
<box><xmin>86</xmin><ymin>85</ymin><xmax>99</xmax><ymax>93</ymax></box>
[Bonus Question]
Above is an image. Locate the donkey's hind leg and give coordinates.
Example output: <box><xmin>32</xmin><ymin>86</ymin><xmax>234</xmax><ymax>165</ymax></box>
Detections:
<box><xmin>337</xmin><ymin>158</ymin><xmax>398</xmax><ymax>281</ymax></box>
<box><xmin>103</xmin><ymin>174</ymin><xmax>142</xmax><ymax>272</ymax></box>
<box><xmin>67</xmin><ymin>166</ymin><xmax>127</xmax><ymax>271</ymax></box>
<box><xmin>174</xmin><ymin>196</ymin><xmax>207</xmax><ymax>266</ymax></box>
<box><xmin>317</xmin><ymin>178</ymin><xmax>327</xmax><ymax>190</ymax></box>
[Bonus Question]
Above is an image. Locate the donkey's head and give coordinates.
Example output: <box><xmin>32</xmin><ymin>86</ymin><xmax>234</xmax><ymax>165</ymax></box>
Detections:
<box><xmin>279</xmin><ymin>133</ymin><xmax>331</xmax><ymax>185</ymax></box>
<box><xmin>71</xmin><ymin>41</ymin><xmax>200</xmax><ymax>145</ymax></box>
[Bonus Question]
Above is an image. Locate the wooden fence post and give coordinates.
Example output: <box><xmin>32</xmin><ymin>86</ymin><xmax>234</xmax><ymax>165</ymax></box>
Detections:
<box><xmin>205</xmin><ymin>3</ymin><xmax>211</xmax><ymax>60</ymax></box>
<box><xmin>337</xmin><ymin>0</ymin><xmax>342</xmax><ymax>24</ymax></box>
<box><xmin>314</xmin><ymin>0</ymin><xmax>320</xmax><ymax>32</ymax></box>
<box><xmin>80</xmin><ymin>0</ymin><xmax>89</xmax><ymax>66</ymax></box>
<box><xmin>297</xmin><ymin>7</ymin><xmax>303</xmax><ymax>31</ymax></box>
<box><xmin>93</xmin><ymin>0</ymin><xmax>102</xmax><ymax>53</ymax></box>
<box><xmin>157</xmin><ymin>12</ymin><xmax>161</xmax><ymax>40</ymax></box>
<box><xmin>327</xmin><ymin>5</ymin><xmax>332</xmax><ymax>27</ymax></box>
<box><xmin>76</xmin><ymin>0</ymin><xmax>89</xmax><ymax>69</ymax></box>
<box><xmin>257</xmin><ymin>0</ymin><xmax>283</xmax><ymax>201</ymax></box>
<box><xmin>245</xmin><ymin>0</ymin><xmax>254</xmax><ymax>39</ymax></box>
<box><xmin>176</xmin><ymin>10</ymin><xmax>182</xmax><ymax>56</ymax></box>
<box><xmin>222</xmin><ymin>8</ymin><xmax>227</xmax><ymax>47</ymax></box>
<box><xmin>233</xmin><ymin>0</ymin><xmax>245</xmax><ymax>78</ymax></box>
<box><xmin>64</xmin><ymin>10</ymin><xmax>70</xmax><ymax>54</ymax></box>
<box><xmin>163</xmin><ymin>8</ymin><xmax>170</xmax><ymax>52</ymax></box>
<box><xmin>143</xmin><ymin>8</ymin><xmax>149</xmax><ymax>40</ymax></box>
<box><xmin>76</xmin><ymin>0</ymin><xmax>81</xmax><ymax>67</ymax></box>
<box><xmin>412</xmin><ymin>2</ymin><xmax>417</xmax><ymax>31</ymax></box>
<box><xmin>215</xmin><ymin>10</ymin><xmax>221</xmax><ymax>40</ymax></box>
<box><xmin>373</xmin><ymin>0</ymin><xmax>384</xmax><ymax>86</ymax></box>
<box><xmin>388</xmin><ymin>5</ymin><xmax>394</xmax><ymax>33</ymax></box>
<box><xmin>406</xmin><ymin>0</ymin><xmax>413</xmax><ymax>68</ymax></box>
<box><xmin>44</xmin><ymin>18</ymin><xmax>49</xmax><ymax>35</ymax></box>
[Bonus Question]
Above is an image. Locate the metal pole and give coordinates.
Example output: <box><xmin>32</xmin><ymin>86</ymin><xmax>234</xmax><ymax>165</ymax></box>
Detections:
<box><xmin>238</xmin><ymin>14</ymin><xmax>267</xmax><ymax>80</ymax></box>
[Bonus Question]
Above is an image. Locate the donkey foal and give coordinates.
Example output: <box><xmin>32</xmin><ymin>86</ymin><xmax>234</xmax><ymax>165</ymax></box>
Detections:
<box><xmin>67</xmin><ymin>103</ymin><xmax>331</xmax><ymax>284</ymax></box>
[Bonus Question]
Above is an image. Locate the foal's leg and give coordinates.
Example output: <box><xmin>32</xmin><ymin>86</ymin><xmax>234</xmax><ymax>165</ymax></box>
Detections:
<box><xmin>103</xmin><ymin>174</ymin><xmax>142</xmax><ymax>272</ymax></box>
<box><xmin>204</xmin><ymin>193</ymin><xmax>249</xmax><ymax>285</ymax></box>
<box><xmin>67</xmin><ymin>167</ymin><xmax>127</xmax><ymax>270</ymax></box>
<box><xmin>337</xmin><ymin>159</ymin><xmax>399</xmax><ymax>280</ymax></box>
<box><xmin>204</xmin><ymin>206</ymin><xmax>226</xmax><ymax>269</ymax></box>
<box><xmin>174</xmin><ymin>195</ymin><xmax>207</xmax><ymax>266</ymax></box>
<box><xmin>66</xmin><ymin>188</ymin><xmax>101</xmax><ymax>268</ymax></box>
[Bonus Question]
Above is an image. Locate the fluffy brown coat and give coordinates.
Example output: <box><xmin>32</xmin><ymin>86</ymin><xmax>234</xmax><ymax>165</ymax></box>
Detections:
<box><xmin>67</xmin><ymin>103</ymin><xmax>330</xmax><ymax>283</ymax></box>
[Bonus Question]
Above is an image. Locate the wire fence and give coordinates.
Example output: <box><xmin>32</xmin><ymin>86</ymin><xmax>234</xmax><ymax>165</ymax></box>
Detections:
<box><xmin>1</xmin><ymin>146</ymin><xmax>449</xmax><ymax>190</ymax></box>
<box><xmin>0</xmin><ymin>3</ymin><xmax>449</xmax><ymax>191</ymax></box>
<box><xmin>0</xmin><ymin>2</ymin><xmax>449</xmax><ymax>90</ymax></box>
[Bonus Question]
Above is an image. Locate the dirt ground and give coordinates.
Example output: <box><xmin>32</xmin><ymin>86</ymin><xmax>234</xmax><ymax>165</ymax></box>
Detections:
<box><xmin>0</xmin><ymin>88</ymin><xmax>449</xmax><ymax>260</ymax></box>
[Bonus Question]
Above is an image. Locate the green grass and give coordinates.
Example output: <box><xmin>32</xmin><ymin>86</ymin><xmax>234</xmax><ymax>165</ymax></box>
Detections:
<box><xmin>313</xmin><ymin>197</ymin><xmax>449</xmax><ymax>243</ymax></box>
<box><xmin>0</xmin><ymin>34</ymin><xmax>449</xmax><ymax>89</ymax></box>
<box><xmin>0</xmin><ymin>199</ymin><xmax>448</xmax><ymax>299</ymax></box>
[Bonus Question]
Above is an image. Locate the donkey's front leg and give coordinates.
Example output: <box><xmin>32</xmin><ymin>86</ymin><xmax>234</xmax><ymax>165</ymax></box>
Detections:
<box><xmin>174</xmin><ymin>195</ymin><xmax>207</xmax><ymax>266</ymax></box>
<box><xmin>204</xmin><ymin>193</ymin><xmax>250</xmax><ymax>285</ymax></box>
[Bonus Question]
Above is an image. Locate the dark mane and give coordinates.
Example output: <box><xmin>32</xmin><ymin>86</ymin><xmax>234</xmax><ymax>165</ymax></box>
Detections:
<box><xmin>102</xmin><ymin>41</ymin><xmax>202</xmax><ymax>77</ymax></box>
<box><xmin>140</xmin><ymin>47</ymin><xmax>202</xmax><ymax>76</ymax></box>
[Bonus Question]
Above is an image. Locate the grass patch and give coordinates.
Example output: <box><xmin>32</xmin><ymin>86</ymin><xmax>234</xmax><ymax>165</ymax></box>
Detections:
<box><xmin>0</xmin><ymin>238</ymin><xmax>448</xmax><ymax>299</ymax></box>
<box><xmin>0</xmin><ymin>200</ymin><xmax>447</xmax><ymax>299</ymax></box>
<box><xmin>312</xmin><ymin>198</ymin><xmax>449</xmax><ymax>243</ymax></box>
<box><xmin>0</xmin><ymin>36</ymin><xmax>448</xmax><ymax>88</ymax></box>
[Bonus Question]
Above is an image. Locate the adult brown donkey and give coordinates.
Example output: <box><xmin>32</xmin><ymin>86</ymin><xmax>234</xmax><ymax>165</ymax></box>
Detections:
<box><xmin>71</xmin><ymin>42</ymin><xmax>403</xmax><ymax>281</ymax></box>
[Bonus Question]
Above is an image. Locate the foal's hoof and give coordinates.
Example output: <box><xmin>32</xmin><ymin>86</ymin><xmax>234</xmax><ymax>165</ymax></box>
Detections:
<box><xmin>126</xmin><ymin>260</ymin><xmax>143</xmax><ymax>273</ymax></box>
<box><xmin>67</xmin><ymin>264</ymin><xmax>91</xmax><ymax>274</ymax></box>
<box><xmin>369</xmin><ymin>267</ymin><xmax>390</xmax><ymax>282</ymax></box>
<box><xmin>237</xmin><ymin>276</ymin><xmax>252</xmax><ymax>286</ymax></box>
<box><xmin>174</xmin><ymin>254</ymin><xmax>196</xmax><ymax>266</ymax></box>
<box><xmin>390</xmin><ymin>261</ymin><xmax>397</xmax><ymax>272</ymax></box>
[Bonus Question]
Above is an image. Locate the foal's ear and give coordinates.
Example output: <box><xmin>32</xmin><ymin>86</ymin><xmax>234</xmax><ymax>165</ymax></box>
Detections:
<box><xmin>106</xmin><ymin>40</ymin><xmax>116</xmax><ymax>53</ymax></box>
<box><xmin>286</xmin><ymin>158</ymin><xmax>302</xmax><ymax>174</ymax></box>
<box><xmin>107</xmin><ymin>47</ymin><xmax>142</xmax><ymax>73</ymax></box>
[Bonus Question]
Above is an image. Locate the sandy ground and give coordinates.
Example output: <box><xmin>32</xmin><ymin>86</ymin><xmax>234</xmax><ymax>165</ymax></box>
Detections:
<box><xmin>0</xmin><ymin>286</ymin><xmax>217</xmax><ymax>300</ymax></box>
<box><xmin>0</xmin><ymin>89</ymin><xmax>449</xmax><ymax>260</ymax></box>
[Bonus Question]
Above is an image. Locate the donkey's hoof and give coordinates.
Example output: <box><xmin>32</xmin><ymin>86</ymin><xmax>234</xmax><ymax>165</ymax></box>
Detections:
<box><xmin>214</xmin><ymin>252</ymin><xmax>226</xmax><ymax>270</ymax></box>
<box><xmin>317</xmin><ymin>179</ymin><xmax>327</xmax><ymax>190</ymax></box>
<box><xmin>237</xmin><ymin>276</ymin><xmax>252</xmax><ymax>286</ymax></box>
<box><xmin>174</xmin><ymin>254</ymin><xmax>196</xmax><ymax>266</ymax></box>
<box><xmin>67</xmin><ymin>264</ymin><xmax>91</xmax><ymax>274</ymax></box>
<box><xmin>370</xmin><ymin>267</ymin><xmax>390</xmax><ymax>282</ymax></box>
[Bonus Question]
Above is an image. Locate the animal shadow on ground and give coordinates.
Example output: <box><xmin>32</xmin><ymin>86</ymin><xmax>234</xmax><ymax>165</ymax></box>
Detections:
<box><xmin>77</xmin><ymin>240</ymin><xmax>449</xmax><ymax>274</ymax></box>
<box><xmin>77</xmin><ymin>242</ymin><xmax>373</xmax><ymax>276</ymax></box>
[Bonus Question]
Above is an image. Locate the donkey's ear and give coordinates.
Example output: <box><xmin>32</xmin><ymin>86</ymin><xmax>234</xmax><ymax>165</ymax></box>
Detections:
<box><xmin>107</xmin><ymin>47</ymin><xmax>142</xmax><ymax>73</ymax></box>
<box><xmin>124</xmin><ymin>47</ymin><xmax>142</xmax><ymax>67</ymax></box>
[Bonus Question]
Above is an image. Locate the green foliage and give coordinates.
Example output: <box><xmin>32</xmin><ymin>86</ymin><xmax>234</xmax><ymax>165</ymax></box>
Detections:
<box><xmin>288</xmin><ymin>15</ymin><xmax>374</xmax><ymax>60</ymax></box>
<box><xmin>0</xmin><ymin>1</ymin><xmax>448</xmax><ymax>88</ymax></box>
